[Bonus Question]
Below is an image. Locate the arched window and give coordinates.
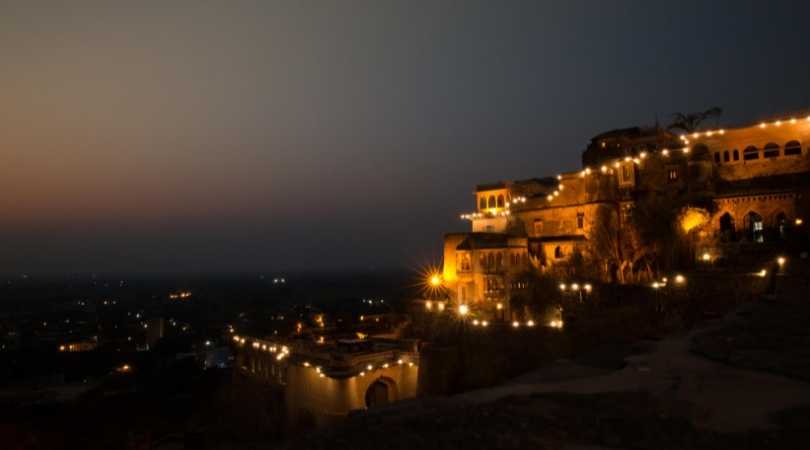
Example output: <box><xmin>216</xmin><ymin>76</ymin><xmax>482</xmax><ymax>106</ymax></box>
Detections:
<box><xmin>719</xmin><ymin>212</ymin><xmax>735</xmax><ymax>242</ymax></box>
<box><xmin>479</xmin><ymin>197</ymin><xmax>486</xmax><ymax>210</ymax></box>
<box><xmin>763</xmin><ymin>143</ymin><xmax>780</xmax><ymax>158</ymax></box>
<box><xmin>743</xmin><ymin>146</ymin><xmax>759</xmax><ymax>161</ymax></box>
<box><xmin>723</xmin><ymin>150</ymin><xmax>730</xmax><ymax>162</ymax></box>
<box><xmin>733</xmin><ymin>149</ymin><xmax>740</xmax><ymax>161</ymax></box>
<box><xmin>745</xmin><ymin>211</ymin><xmax>764</xmax><ymax>243</ymax></box>
<box><xmin>487</xmin><ymin>253</ymin><xmax>495</xmax><ymax>268</ymax></box>
<box><xmin>496</xmin><ymin>252</ymin><xmax>503</xmax><ymax>268</ymax></box>
<box><xmin>554</xmin><ymin>246</ymin><xmax>564</xmax><ymax>259</ymax></box>
<box><xmin>497</xmin><ymin>195</ymin><xmax>505</xmax><ymax>208</ymax></box>
<box><xmin>488</xmin><ymin>196</ymin><xmax>496</xmax><ymax>209</ymax></box>
<box><xmin>784</xmin><ymin>140</ymin><xmax>802</xmax><ymax>156</ymax></box>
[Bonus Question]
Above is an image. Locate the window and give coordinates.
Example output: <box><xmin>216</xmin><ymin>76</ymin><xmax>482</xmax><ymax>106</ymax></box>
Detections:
<box><xmin>460</xmin><ymin>254</ymin><xmax>471</xmax><ymax>271</ymax></box>
<box><xmin>763</xmin><ymin>143</ymin><xmax>780</xmax><ymax>158</ymax></box>
<box><xmin>497</xmin><ymin>195</ymin><xmax>505</xmax><ymax>208</ymax></box>
<box><xmin>496</xmin><ymin>252</ymin><xmax>503</xmax><ymax>269</ymax></box>
<box><xmin>667</xmin><ymin>168</ymin><xmax>679</xmax><ymax>182</ymax></box>
<box><xmin>554</xmin><ymin>246</ymin><xmax>564</xmax><ymax>259</ymax></box>
<box><xmin>723</xmin><ymin>151</ymin><xmax>730</xmax><ymax>162</ymax></box>
<box><xmin>488</xmin><ymin>196</ymin><xmax>496</xmax><ymax>208</ymax></box>
<box><xmin>576</xmin><ymin>212</ymin><xmax>584</xmax><ymax>229</ymax></box>
<box><xmin>743</xmin><ymin>146</ymin><xmax>759</xmax><ymax>160</ymax></box>
<box><xmin>622</xmin><ymin>165</ymin><xmax>631</xmax><ymax>182</ymax></box>
<box><xmin>714</xmin><ymin>152</ymin><xmax>721</xmax><ymax>163</ymax></box>
<box><xmin>479</xmin><ymin>197</ymin><xmax>486</xmax><ymax>210</ymax></box>
<box><xmin>733</xmin><ymin>149</ymin><xmax>739</xmax><ymax>161</ymax></box>
<box><xmin>784</xmin><ymin>141</ymin><xmax>802</xmax><ymax>156</ymax></box>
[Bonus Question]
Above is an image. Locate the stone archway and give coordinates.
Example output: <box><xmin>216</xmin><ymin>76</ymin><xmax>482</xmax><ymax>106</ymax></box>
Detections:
<box><xmin>719</xmin><ymin>212</ymin><xmax>735</xmax><ymax>242</ymax></box>
<box><xmin>744</xmin><ymin>211</ymin><xmax>764</xmax><ymax>243</ymax></box>
<box><xmin>365</xmin><ymin>377</ymin><xmax>397</xmax><ymax>409</ymax></box>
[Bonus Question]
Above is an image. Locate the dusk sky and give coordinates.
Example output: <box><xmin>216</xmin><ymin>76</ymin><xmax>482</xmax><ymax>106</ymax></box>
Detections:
<box><xmin>2</xmin><ymin>1</ymin><xmax>810</xmax><ymax>274</ymax></box>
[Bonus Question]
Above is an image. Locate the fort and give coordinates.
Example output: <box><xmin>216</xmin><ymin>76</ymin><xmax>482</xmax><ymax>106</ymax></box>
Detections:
<box><xmin>441</xmin><ymin>112</ymin><xmax>810</xmax><ymax>322</ymax></box>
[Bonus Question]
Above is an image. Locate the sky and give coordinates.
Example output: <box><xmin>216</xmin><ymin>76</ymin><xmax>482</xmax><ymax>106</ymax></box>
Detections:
<box><xmin>2</xmin><ymin>1</ymin><xmax>810</xmax><ymax>274</ymax></box>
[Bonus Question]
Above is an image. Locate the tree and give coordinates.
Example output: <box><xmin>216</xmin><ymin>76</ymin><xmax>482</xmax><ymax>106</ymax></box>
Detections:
<box><xmin>667</xmin><ymin>107</ymin><xmax>723</xmax><ymax>133</ymax></box>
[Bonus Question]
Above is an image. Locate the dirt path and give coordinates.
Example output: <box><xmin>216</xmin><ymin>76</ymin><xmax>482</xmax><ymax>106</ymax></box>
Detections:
<box><xmin>453</xmin><ymin>305</ymin><xmax>810</xmax><ymax>433</ymax></box>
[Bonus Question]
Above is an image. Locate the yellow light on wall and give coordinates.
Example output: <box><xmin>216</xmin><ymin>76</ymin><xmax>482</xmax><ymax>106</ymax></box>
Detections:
<box><xmin>777</xmin><ymin>256</ymin><xmax>786</xmax><ymax>268</ymax></box>
<box><xmin>496</xmin><ymin>302</ymin><xmax>503</xmax><ymax>310</ymax></box>
<box><xmin>458</xmin><ymin>304</ymin><xmax>469</xmax><ymax>316</ymax></box>
<box><xmin>481</xmin><ymin>320</ymin><xmax>489</xmax><ymax>327</ymax></box>
<box><xmin>702</xmin><ymin>252</ymin><xmax>711</xmax><ymax>262</ymax></box>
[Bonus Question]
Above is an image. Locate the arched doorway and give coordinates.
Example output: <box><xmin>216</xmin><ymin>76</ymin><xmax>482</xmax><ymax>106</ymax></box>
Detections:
<box><xmin>719</xmin><ymin>212</ymin><xmax>735</xmax><ymax>242</ymax></box>
<box><xmin>745</xmin><ymin>212</ymin><xmax>764</xmax><ymax>243</ymax></box>
<box><xmin>365</xmin><ymin>380</ymin><xmax>391</xmax><ymax>408</ymax></box>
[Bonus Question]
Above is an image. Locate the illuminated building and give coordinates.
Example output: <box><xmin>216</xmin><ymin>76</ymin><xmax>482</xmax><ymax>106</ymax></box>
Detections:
<box><xmin>442</xmin><ymin>112</ymin><xmax>810</xmax><ymax>317</ymax></box>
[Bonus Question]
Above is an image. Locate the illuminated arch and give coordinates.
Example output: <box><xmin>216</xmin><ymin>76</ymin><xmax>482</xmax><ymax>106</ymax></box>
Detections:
<box><xmin>365</xmin><ymin>377</ymin><xmax>398</xmax><ymax>408</ymax></box>
<box><xmin>488</xmin><ymin>196</ymin><xmax>496</xmax><ymax>208</ymax></box>
<box><xmin>744</xmin><ymin>211</ymin><xmax>764</xmax><ymax>243</ymax></box>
